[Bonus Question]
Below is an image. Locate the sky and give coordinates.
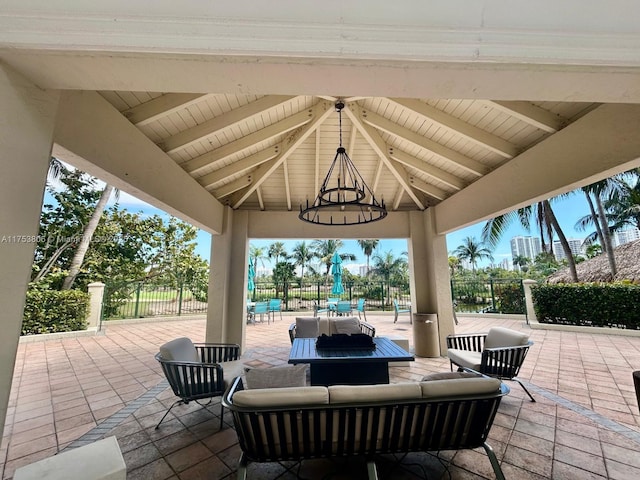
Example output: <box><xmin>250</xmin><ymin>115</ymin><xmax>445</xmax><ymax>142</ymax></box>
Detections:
<box><xmin>107</xmin><ymin>189</ymin><xmax>593</xmax><ymax>272</ymax></box>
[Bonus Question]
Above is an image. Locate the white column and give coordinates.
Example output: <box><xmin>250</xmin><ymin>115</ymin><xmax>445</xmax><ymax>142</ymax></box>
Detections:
<box><xmin>206</xmin><ymin>207</ymin><xmax>249</xmax><ymax>348</ymax></box>
<box><xmin>408</xmin><ymin>210</ymin><xmax>455</xmax><ymax>355</ymax></box>
<box><xmin>87</xmin><ymin>282</ymin><xmax>106</xmax><ymax>329</ymax></box>
<box><xmin>522</xmin><ymin>279</ymin><xmax>538</xmax><ymax>324</ymax></box>
<box><xmin>0</xmin><ymin>64</ymin><xmax>59</xmax><ymax>441</ymax></box>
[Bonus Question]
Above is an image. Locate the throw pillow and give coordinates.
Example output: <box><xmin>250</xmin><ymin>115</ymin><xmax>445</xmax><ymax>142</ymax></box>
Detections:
<box><xmin>244</xmin><ymin>364</ymin><xmax>308</xmax><ymax>389</ymax></box>
<box><xmin>333</xmin><ymin>317</ymin><xmax>362</xmax><ymax>335</ymax></box>
<box><xmin>484</xmin><ymin>327</ymin><xmax>530</xmax><ymax>349</ymax></box>
<box><xmin>295</xmin><ymin>317</ymin><xmax>320</xmax><ymax>338</ymax></box>
<box><xmin>159</xmin><ymin>337</ymin><xmax>200</xmax><ymax>362</ymax></box>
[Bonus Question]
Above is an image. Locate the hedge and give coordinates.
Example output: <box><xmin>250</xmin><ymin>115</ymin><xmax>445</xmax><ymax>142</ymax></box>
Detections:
<box><xmin>22</xmin><ymin>289</ymin><xmax>90</xmax><ymax>335</ymax></box>
<box><xmin>531</xmin><ymin>283</ymin><xmax>640</xmax><ymax>329</ymax></box>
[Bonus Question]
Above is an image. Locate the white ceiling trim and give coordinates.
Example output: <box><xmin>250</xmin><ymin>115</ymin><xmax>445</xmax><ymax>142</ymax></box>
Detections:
<box><xmin>123</xmin><ymin>93</ymin><xmax>207</xmax><ymax>126</ymax></box>
<box><xmin>484</xmin><ymin>101</ymin><xmax>565</xmax><ymax>133</ymax></box>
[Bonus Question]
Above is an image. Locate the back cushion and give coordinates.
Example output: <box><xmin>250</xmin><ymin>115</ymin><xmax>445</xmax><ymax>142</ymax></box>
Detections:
<box><xmin>329</xmin><ymin>383</ymin><xmax>421</xmax><ymax>404</ymax></box>
<box><xmin>159</xmin><ymin>337</ymin><xmax>199</xmax><ymax>362</ymax></box>
<box><xmin>420</xmin><ymin>377</ymin><xmax>502</xmax><ymax>398</ymax></box>
<box><xmin>295</xmin><ymin>317</ymin><xmax>320</xmax><ymax>338</ymax></box>
<box><xmin>333</xmin><ymin>317</ymin><xmax>362</xmax><ymax>335</ymax></box>
<box><xmin>244</xmin><ymin>364</ymin><xmax>308</xmax><ymax>389</ymax></box>
<box><xmin>233</xmin><ymin>386</ymin><xmax>329</xmax><ymax>407</ymax></box>
<box><xmin>484</xmin><ymin>327</ymin><xmax>530</xmax><ymax>349</ymax></box>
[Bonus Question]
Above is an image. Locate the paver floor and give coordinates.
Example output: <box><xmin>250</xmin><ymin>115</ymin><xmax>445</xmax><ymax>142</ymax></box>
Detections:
<box><xmin>2</xmin><ymin>313</ymin><xmax>640</xmax><ymax>479</ymax></box>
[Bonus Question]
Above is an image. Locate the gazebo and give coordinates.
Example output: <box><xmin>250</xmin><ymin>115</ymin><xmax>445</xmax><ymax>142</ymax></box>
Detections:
<box><xmin>2</xmin><ymin>1</ymin><xmax>640</xmax><ymax>443</ymax></box>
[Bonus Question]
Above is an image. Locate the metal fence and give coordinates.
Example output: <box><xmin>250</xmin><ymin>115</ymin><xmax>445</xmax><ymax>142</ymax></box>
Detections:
<box><xmin>450</xmin><ymin>278</ymin><xmax>525</xmax><ymax>314</ymax></box>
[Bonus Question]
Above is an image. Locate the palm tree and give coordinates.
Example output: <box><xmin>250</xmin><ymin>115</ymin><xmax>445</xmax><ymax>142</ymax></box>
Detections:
<box><xmin>454</xmin><ymin>237</ymin><xmax>493</xmax><ymax>272</ymax></box>
<box><xmin>311</xmin><ymin>240</ymin><xmax>356</xmax><ymax>280</ymax></box>
<box><xmin>482</xmin><ymin>199</ymin><xmax>578</xmax><ymax>281</ymax></box>
<box><xmin>371</xmin><ymin>250</ymin><xmax>407</xmax><ymax>304</ymax></box>
<box><xmin>268</xmin><ymin>241</ymin><xmax>287</xmax><ymax>266</ymax></box>
<box><xmin>512</xmin><ymin>254</ymin><xmax>530</xmax><ymax>272</ymax></box>
<box><xmin>249</xmin><ymin>245</ymin><xmax>268</xmax><ymax>278</ymax></box>
<box><xmin>357</xmin><ymin>239</ymin><xmax>379</xmax><ymax>277</ymax></box>
<box><xmin>448</xmin><ymin>255</ymin><xmax>461</xmax><ymax>277</ymax></box>
<box><xmin>291</xmin><ymin>241</ymin><xmax>314</xmax><ymax>282</ymax></box>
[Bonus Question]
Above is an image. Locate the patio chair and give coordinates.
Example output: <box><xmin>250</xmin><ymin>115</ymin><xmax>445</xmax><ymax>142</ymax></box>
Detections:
<box><xmin>327</xmin><ymin>297</ymin><xmax>340</xmax><ymax>316</ymax></box>
<box><xmin>446</xmin><ymin>326</ymin><xmax>535</xmax><ymax>402</ymax></box>
<box><xmin>253</xmin><ymin>301</ymin><xmax>269</xmax><ymax>323</ymax></box>
<box><xmin>393</xmin><ymin>299</ymin><xmax>412</xmax><ymax>324</ymax></box>
<box><xmin>268</xmin><ymin>298</ymin><xmax>283</xmax><ymax>322</ymax></box>
<box><xmin>313</xmin><ymin>300</ymin><xmax>329</xmax><ymax>317</ymax></box>
<box><xmin>155</xmin><ymin>337</ymin><xmax>241</xmax><ymax>429</ymax></box>
<box><xmin>355</xmin><ymin>298</ymin><xmax>367</xmax><ymax>321</ymax></box>
<box><xmin>335</xmin><ymin>300</ymin><xmax>353</xmax><ymax>316</ymax></box>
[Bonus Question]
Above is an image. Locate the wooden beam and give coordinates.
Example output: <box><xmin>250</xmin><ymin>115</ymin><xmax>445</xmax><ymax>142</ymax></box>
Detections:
<box><xmin>213</xmin><ymin>175</ymin><xmax>253</xmax><ymax>198</ymax></box>
<box><xmin>162</xmin><ymin>95</ymin><xmax>296</xmax><ymax>153</ymax></box>
<box><xmin>197</xmin><ymin>146</ymin><xmax>279</xmax><ymax>188</ymax></box>
<box><xmin>409</xmin><ymin>176</ymin><xmax>447</xmax><ymax>201</ymax></box>
<box><xmin>122</xmin><ymin>93</ymin><xmax>206</xmax><ymax>126</ymax></box>
<box><xmin>486</xmin><ymin>101</ymin><xmax>565</xmax><ymax>133</ymax></box>
<box><xmin>391</xmin><ymin>98</ymin><xmax>519</xmax><ymax>158</ymax></box>
<box><xmin>388</xmin><ymin>148</ymin><xmax>465</xmax><ymax>190</ymax></box>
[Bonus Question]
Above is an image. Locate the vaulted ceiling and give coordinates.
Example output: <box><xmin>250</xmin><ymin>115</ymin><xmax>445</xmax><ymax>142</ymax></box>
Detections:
<box><xmin>100</xmin><ymin>91</ymin><xmax>595</xmax><ymax>215</ymax></box>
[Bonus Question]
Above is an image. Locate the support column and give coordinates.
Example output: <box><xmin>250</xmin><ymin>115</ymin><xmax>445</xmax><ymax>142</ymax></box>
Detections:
<box><xmin>87</xmin><ymin>282</ymin><xmax>105</xmax><ymax>330</ymax></box>
<box><xmin>408</xmin><ymin>210</ymin><xmax>455</xmax><ymax>355</ymax></box>
<box><xmin>0</xmin><ymin>64</ymin><xmax>59</xmax><ymax>441</ymax></box>
<box><xmin>522</xmin><ymin>279</ymin><xmax>538</xmax><ymax>324</ymax></box>
<box><xmin>206</xmin><ymin>207</ymin><xmax>249</xmax><ymax>349</ymax></box>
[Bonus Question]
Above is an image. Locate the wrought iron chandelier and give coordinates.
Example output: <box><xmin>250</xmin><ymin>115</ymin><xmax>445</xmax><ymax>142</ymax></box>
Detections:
<box><xmin>299</xmin><ymin>101</ymin><xmax>387</xmax><ymax>226</ymax></box>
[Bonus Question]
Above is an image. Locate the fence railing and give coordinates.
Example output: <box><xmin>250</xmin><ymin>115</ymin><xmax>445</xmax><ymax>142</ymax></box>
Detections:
<box><xmin>450</xmin><ymin>278</ymin><xmax>525</xmax><ymax>314</ymax></box>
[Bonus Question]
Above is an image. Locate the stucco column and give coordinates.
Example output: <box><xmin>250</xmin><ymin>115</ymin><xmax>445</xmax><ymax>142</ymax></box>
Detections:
<box><xmin>522</xmin><ymin>279</ymin><xmax>538</xmax><ymax>324</ymax></box>
<box><xmin>206</xmin><ymin>207</ymin><xmax>249</xmax><ymax>348</ymax></box>
<box><xmin>0</xmin><ymin>64</ymin><xmax>59</xmax><ymax>441</ymax></box>
<box><xmin>87</xmin><ymin>282</ymin><xmax>105</xmax><ymax>330</ymax></box>
<box><xmin>408</xmin><ymin>209</ymin><xmax>455</xmax><ymax>355</ymax></box>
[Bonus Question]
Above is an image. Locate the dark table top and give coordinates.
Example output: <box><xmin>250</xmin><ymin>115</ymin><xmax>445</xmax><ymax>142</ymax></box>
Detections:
<box><xmin>288</xmin><ymin>337</ymin><xmax>414</xmax><ymax>365</ymax></box>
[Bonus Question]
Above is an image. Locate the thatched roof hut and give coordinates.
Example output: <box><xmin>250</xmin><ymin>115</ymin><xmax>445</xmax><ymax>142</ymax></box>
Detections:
<box><xmin>548</xmin><ymin>239</ymin><xmax>640</xmax><ymax>283</ymax></box>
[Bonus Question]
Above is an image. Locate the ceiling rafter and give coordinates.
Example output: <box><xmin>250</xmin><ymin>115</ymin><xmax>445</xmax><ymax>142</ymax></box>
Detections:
<box><xmin>344</xmin><ymin>104</ymin><xmax>425</xmax><ymax>210</ymax></box>
<box><xmin>122</xmin><ymin>93</ymin><xmax>207</xmax><ymax>126</ymax></box>
<box><xmin>182</xmin><ymin>108</ymin><xmax>313</xmax><ymax>175</ymax></box>
<box><xmin>485</xmin><ymin>100</ymin><xmax>565</xmax><ymax>133</ymax></box>
<box><xmin>409</xmin><ymin>176</ymin><xmax>447</xmax><ymax>201</ymax></box>
<box><xmin>314</xmin><ymin>128</ymin><xmax>321</xmax><ymax>195</ymax></box>
<box><xmin>283</xmin><ymin>158</ymin><xmax>292</xmax><ymax>210</ymax></box>
<box><xmin>197</xmin><ymin>146</ymin><xmax>279</xmax><ymax>188</ymax></box>
<box><xmin>388</xmin><ymin>147</ymin><xmax>466</xmax><ymax>191</ymax></box>
<box><xmin>360</xmin><ymin>108</ymin><xmax>489</xmax><ymax>177</ymax></box>
<box><xmin>213</xmin><ymin>175</ymin><xmax>252</xmax><ymax>198</ymax></box>
<box><xmin>161</xmin><ymin>95</ymin><xmax>297</xmax><ymax>154</ymax></box>
<box><xmin>232</xmin><ymin>102</ymin><xmax>333</xmax><ymax>209</ymax></box>
<box><xmin>392</xmin><ymin>185</ymin><xmax>404</xmax><ymax>210</ymax></box>
<box><xmin>390</xmin><ymin>98</ymin><xmax>519</xmax><ymax>159</ymax></box>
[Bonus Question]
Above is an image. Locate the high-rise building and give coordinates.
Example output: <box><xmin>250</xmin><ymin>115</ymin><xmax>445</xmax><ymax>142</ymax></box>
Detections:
<box><xmin>612</xmin><ymin>228</ymin><xmax>640</xmax><ymax>247</ymax></box>
<box><xmin>510</xmin><ymin>236</ymin><xmax>542</xmax><ymax>262</ymax></box>
<box><xmin>553</xmin><ymin>238</ymin><xmax>584</xmax><ymax>261</ymax></box>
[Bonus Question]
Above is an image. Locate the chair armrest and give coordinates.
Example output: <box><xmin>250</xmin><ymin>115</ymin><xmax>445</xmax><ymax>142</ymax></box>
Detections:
<box><xmin>446</xmin><ymin>333</ymin><xmax>487</xmax><ymax>352</ymax></box>
<box><xmin>481</xmin><ymin>342</ymin><xmax>532</xmax><ymax>377</ymax></box>
<box><xmin>289</xmin><ymin>323</ymin><xmax>296</xmax><ymax>344</ymax></box>
<box><xmin>194</xmin><ymin>343</ymin><xmax>240</xmax><ymax>363</ymax></box>
<box><xmin>359</xmin><ymin>321</ymin><xmax>376</xmax><ymax>337</ymax></box>
<box><xmin>158</xmin><ymin>357</ymin><xmax>226</xmax><ymax>394</ymax></box>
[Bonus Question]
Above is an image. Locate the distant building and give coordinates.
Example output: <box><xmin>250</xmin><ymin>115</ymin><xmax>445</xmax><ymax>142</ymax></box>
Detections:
<box><xmin>510</xmin><ymin>236</ymin><xmax>542</xmax><ymax>262</ymax></box>
<box><xmin>358</xmin><ymin>265</ymin><xmax>369</xmax><ymax>277</ymax></box>
<box><xmin>612</xmin><ymin>228</ymin><xmax>640</xmax><ymax>247</ymax></box>
<box><xmin>498</xmin><ymin>258</ymin><xmax>512</xmax><ymax>270</ymax></box>
<box><xmin>553</xmin><ymin>238</ymin><xmax>584</xmax><ymax>261</ymax></box>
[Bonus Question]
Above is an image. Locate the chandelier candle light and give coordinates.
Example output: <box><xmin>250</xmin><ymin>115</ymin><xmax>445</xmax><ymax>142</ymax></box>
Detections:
<box><xmin>298</xmin><ymin>101</ymin><xmax>387</xmax><ymax>226</ymax></box>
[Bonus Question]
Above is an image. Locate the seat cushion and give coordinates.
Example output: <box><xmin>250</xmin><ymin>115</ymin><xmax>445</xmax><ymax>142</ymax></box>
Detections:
<box><xmin>422</xmin><ymin>371</ymin><xmax>480</xmax><ymax>381</ymax></box>
<box><xmin>159</xmin><ymin>337</ymin><xmax>199</xmax><ymax>362</ymax></box>
<box><xmin>333</xmin><ymin>317</ymin><xmax>362</xmax><ymax>335</ymax></box>
<box><xmin>328</xmin><ymin>383</ymin><xmax>421</xmax><ymax>404</ymax></box>
<box><xmin>244</xmin><ymin>364</ymin><xmax>308</xmax><ymax>389</ymax></box>
<box><xmin>484</xmin><ymin>327</ymin><xmax>530</xmax><ymax>349</ymax></box>
<box><xmin>420</xmin><ymin>377</ymin><xmax>502</xmax><ymax>398</ymax></box>
<box><xmin>295</xmin><ymin>317</ymin><xmax>320</xmax><ymax>338</ymax></box>
<box><xmin>447</xmin><ymin>349</ymin><xmax>482</xmax><ymax>370</ymax></box>
<box><xmin>232</xmin><ymin>386</ymin><xmax>329</xmax><ymax>407</ymax></box>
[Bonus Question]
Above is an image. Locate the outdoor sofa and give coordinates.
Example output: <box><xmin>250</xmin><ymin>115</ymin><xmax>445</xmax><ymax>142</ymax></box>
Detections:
<box><xmin>222</xmin><ymin>372</ymin><xmax>509</xmax><ymax>479</ymax></box>
<box><xmin>288</xmin><ymin>316</ymin><xmax>375</xmax><ymax>343</ymax></box>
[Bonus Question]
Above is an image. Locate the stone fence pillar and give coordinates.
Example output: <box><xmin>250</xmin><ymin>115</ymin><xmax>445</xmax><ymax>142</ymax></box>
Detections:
<box><xmin>522</xmin><ymin>279</ymin><xmax>538</xmax><ymax>325</ymax></box>
<box><xmin>87</xmin><ymin>282</ymin><xmax>105</xmax><ymax>330</ymax></box>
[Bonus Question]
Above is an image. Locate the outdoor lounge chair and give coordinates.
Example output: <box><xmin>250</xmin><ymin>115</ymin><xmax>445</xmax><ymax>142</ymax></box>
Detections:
<box><xmin>393</xmin><ymin>299</ymin><xmax>412</xmax><ymax>324</ymax></box>
<box><xmin>252</xmin><ymin>301</ymin><xmax>269</xmax><ymax>323</ymax></box>
<box><xmin>155</xmin><ymin>337</ymin><xmax>242</xmax><ymax>429</ymax></box>
<box><xmin>313</xmin><ymin>300</ymin><xmax>329</xmax><ymax>317</ymax></box>
<box><xmin>446</xmin><ymin>326</ymin><xmax>535</xmax><ymax>401</ymax></box>
<box><xmin>335</xmin><ymin>300</ymin><xmax>353</xmax><ymax>316</ymax></box>
<box><xmin>268</xmin><ymin>298</ymin><xmax>283</xmax><ymax>322</ymax></box>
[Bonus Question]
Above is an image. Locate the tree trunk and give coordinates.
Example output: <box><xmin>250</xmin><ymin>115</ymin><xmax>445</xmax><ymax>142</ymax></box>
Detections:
<box><xmin>595</xmin><ymin>194</ymin><xmax>617</xmax><ymax>276</ymax></box>
<box><xmin>544</xmin><ymin>200</ymin><xmax>578</xmax><ymax>282</ymax></box>
<box><xmin>584</xmin><ymin>192</ymin><xmax>606</xmax><ymax>252</ymax></box>
<box><xmin>62</xmin><ymin>185</ymin><xmax>113</xmax><ymax>290</ymax></box>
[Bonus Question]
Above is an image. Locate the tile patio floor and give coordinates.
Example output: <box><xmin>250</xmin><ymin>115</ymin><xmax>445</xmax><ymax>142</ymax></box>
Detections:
<box><xmin>2</xmin><ymin>313</ymin><xmax>640</xmax><ymax>479</ymax></box>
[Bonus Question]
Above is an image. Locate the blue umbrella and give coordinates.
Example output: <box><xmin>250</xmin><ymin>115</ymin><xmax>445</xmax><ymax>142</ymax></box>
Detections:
<box><xmin>248</xmin><ymin>261</ymin><xmax>255</xmax><ymax>292</ymax></box>
<box><xmin>331</xmin><ymin>251</ymin><xmax>344</xmax><ymax>295</ymax></box>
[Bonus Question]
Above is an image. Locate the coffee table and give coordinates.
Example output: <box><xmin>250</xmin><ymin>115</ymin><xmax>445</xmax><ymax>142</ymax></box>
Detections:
<box><xmin>288</xmin><ymin>337</ymin><xmax>414</xmax><ymax>386</ymax></box>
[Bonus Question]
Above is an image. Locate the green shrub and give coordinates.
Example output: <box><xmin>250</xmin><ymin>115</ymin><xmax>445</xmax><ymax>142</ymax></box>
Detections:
<box><xmin>22</xmin><ymin>288</ymin><xmax>89</xmax><ymax>335</ymax></box>
<box><xmin>496</xmin><ymin>283</ymin><xmax>526</xmax><ymax>314</ymax></box>
<box><xmin>532</xmin><ymin>283</ymin><xmax>640</xmax><ymax>329</ymax></box>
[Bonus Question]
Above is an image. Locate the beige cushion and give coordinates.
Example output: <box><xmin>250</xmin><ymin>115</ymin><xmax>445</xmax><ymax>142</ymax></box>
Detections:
<box><xmin>222</xmin><ymin>359</ymin><xmax>245</xmax><ymax>385</ymax></box>
<box><xmin>295</xmin><ymin>317</ymin><xmax>320</xmax><ymax>338</ymax></box>
<box><xmin>333</xmin><ymin>317</ymin><xmax>362</xmax><ymax>335</ymax></box>
<box><xmin>447</xmin><ymin>349</ymin><xmax>482</xmax><ymax>370</ymax></box>
<box><xmin>328</xmin><ymin>382</ymin><xmax>421</xmax><ymax>404</ymax></box>
<box><xmin>422</xmin><ymin>371</ymin><xmax>480</xmax><ymax>381</ymax></box>
<box><xmin>484</xmin><ymin>327</ymin><xmax>530</xmax><ymax>349</ymax></box>
<box><xmin>420</xmin><ymin>377</ymin><xmax>501</xmax><ymax>398</ymax></box>
<box><xmin>244</xmin><ymin>364</ymin><xmax>307</xmax><ymax>390</ymax></box>
<box><xmin>159</xmin><ymin>337</ymin><xmax>199</xmax><ymax>363</ymax></box>
<box><xmin>318</xmin><ymin>318</ymin><xmax>331</xmax><ymax>336</ymax></box>
<box><xmin>232</xmin><ymin>386</ymin><xmax>329</xmax><ymax>407</ymax></box>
